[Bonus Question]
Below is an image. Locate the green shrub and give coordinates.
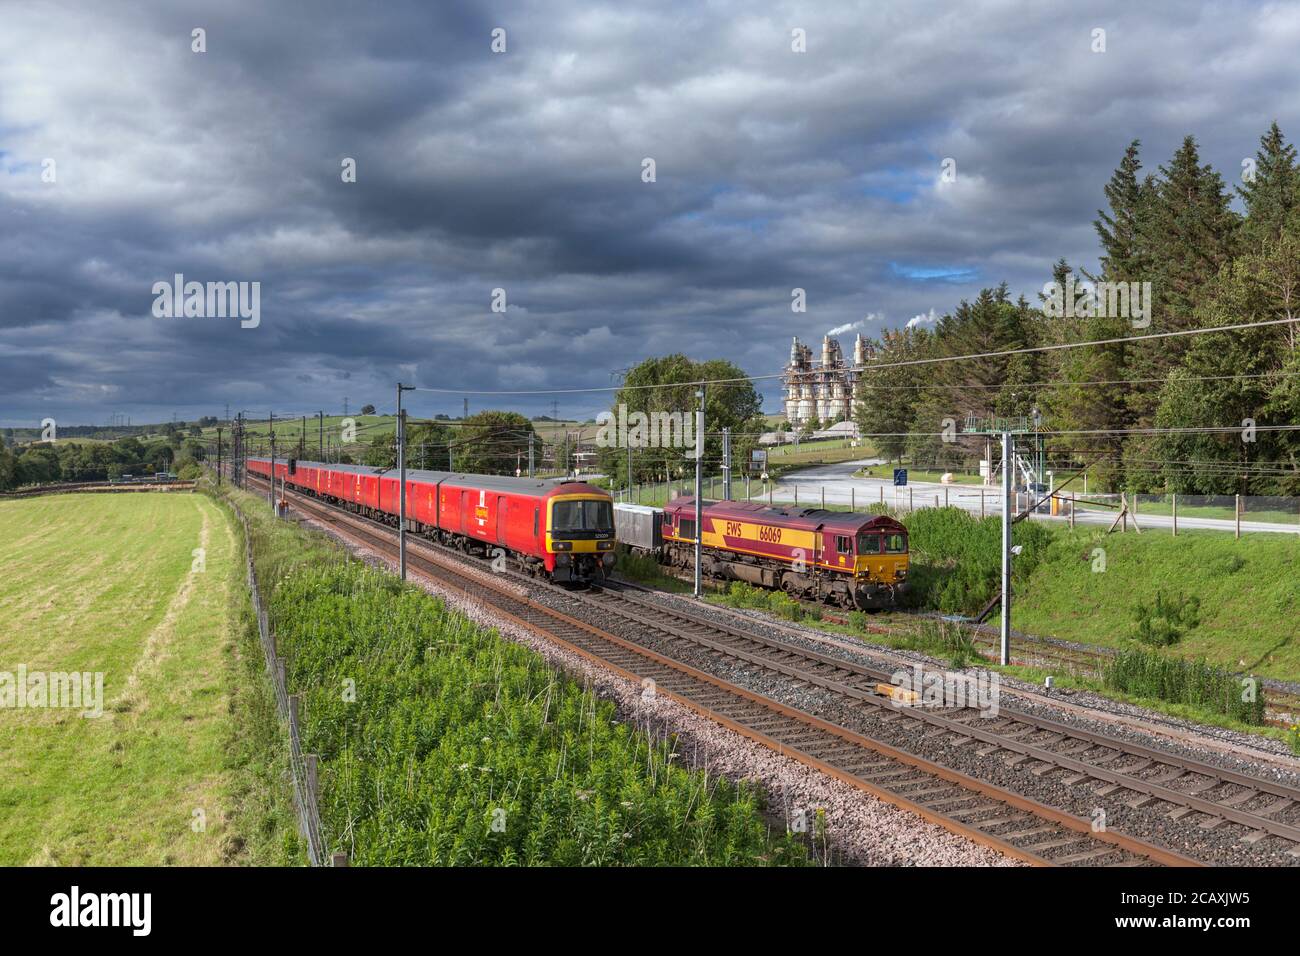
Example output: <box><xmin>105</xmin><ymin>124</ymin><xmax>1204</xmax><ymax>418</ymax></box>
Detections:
<box><xmin>1103</xmin><ymin>647</ymin><xmax>1265</xmax><ymax>725</ymax></box>
<box><xmin>612</xmin><ymin>545</ymin><xmax>678</xmax><ymax>587</ymax></box>
<box><xmin>715</xmin><ymin>582</ymin><xmax>821</xmax><ymax>622</ymax></box>
<box><xmin>1129</xmin><ymin>590</ymin><xmax>1200</xmax><ymax>647</ymax></box>
<box><xmin>901</xmin><ymin>507</ymin><xmax>1055</xmax><ymax>615</ymax></box>
<box><xmin>888</xmin><ymin>619</ymin><xmax>981</xmax><ymax>669</ymax></box>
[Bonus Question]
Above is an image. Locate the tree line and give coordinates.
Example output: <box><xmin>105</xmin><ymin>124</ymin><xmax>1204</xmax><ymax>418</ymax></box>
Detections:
<box><xmin>0</xmin><ymin>434</ymin><xmax>207</xmax><ymax>490</ymax></box>
<box><xmin>856</xmin><ymin>123</ymin><xmax>1300</xmax><ymax>495</ymax></box>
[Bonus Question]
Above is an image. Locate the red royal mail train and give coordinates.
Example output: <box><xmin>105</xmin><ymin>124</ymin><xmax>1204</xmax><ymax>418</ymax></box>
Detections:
<box><xmin>246</xmin><ymin>457</ymin><xmax>616</xmax><ymax>582</ymax></box>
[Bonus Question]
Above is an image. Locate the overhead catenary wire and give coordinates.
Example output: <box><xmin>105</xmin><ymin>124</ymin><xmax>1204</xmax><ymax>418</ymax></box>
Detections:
<box><xmin>403</xmin><ymin>315</ymin><xmax>1300</xmax><ymax>396</ymax></box>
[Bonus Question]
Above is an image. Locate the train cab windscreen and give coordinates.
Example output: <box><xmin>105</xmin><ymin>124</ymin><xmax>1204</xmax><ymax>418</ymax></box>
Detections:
<box><xmin>856</xmin><ymin>532</ymin><xmax>881</xmax><ymax>555</ymax></box>
<box><xmin>552</xmin><ymin>499</ymin><xmax>614</xmax><ymax>538</ymax></box>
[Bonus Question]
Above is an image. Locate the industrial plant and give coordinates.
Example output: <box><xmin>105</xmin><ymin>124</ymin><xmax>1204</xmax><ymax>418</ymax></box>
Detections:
<box><xmin>781</xmin><ymin>334</ymin><xmax>870</xmax><ymax>426</ymax></box>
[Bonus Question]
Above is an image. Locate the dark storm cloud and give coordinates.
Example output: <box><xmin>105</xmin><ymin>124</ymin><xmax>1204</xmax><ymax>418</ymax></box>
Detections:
<box><xmin>2</xmin><ymin>0</ymin><xmax>1298</xmax><ymax>426</ymax></box>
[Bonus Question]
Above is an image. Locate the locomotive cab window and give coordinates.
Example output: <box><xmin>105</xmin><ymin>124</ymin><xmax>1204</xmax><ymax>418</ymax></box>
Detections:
<box><xmin>836</xmin><ymin>535</ymin><xmax>852</xmax><ymax>554</ymax></box>
<box><xmin>857</xmin><ymin>533</ymin><xmax>881</xmax><ymax>554</ymax></box>
<box><xmin>551</xmin><ymin>499</ymin><xmax>613</xmax><ymax>538</ymax></box>
<box><xmin>884</xmin><ymin>532</ymin><xmax>907</xmax><ymax>553</ymax></box>
<box><xmin>679</xmin><ymin>518</ymin><xmax>696</xmax><ymax>541</ymax></box>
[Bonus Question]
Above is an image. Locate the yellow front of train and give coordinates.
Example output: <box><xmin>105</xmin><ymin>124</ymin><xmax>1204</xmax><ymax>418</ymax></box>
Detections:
<box><xmin>851</xmin><ymin>525</ymin><xmax>909</xmax><ymax>608</ymax></box>
<box><xmin>546</xmin><ymin>492</ymin><xmax>616</xmax><ymax>581</ymax></box>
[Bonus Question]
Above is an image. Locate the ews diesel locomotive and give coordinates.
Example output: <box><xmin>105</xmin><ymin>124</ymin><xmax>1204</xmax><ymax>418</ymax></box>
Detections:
<box><xmin>246</xmin><ymin>457</ymin><xmax>615</xmax><ymax>583</ymax></box>
<box><xmin>615</xmin><ymin>497</ymin><xmax>909</xmax><ymax>610</ymax></box>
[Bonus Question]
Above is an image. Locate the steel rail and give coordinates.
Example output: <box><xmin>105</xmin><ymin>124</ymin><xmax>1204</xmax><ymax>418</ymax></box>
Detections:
<box><xmin>585</xmin><ymin>585</ymin><xmax>1300</xmax><ymax>851</ymax></box>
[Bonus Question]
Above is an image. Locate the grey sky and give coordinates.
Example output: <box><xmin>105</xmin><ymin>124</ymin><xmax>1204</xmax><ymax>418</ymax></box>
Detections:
<box><xmin>2</xmin><ymin>0</ymin><xmax>1297</xmax><ymax>426</ymax></box>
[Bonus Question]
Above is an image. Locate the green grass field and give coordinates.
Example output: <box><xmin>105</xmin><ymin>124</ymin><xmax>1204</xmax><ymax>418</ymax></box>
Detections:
<box><xmin>0</xmin><ymin>492</ymin><xmax>262</xmax><ymax>865</ymax></box>
<box><xmin>201</xmin><ymin>414</ymin><xmax>395</xmax><ymax>448</ymax></box>
<box><xmin>993</xmin><ymin>528</ymin><xmax>1300</xmax><ymax>681</ymax></box>
<box><xmin>766</xmin><ymin>437</ymin><xmax>875</xmax><ymax>468</ymax></box>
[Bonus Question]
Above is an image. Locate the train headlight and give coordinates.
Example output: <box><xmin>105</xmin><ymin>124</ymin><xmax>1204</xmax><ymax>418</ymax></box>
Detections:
<box><xmin>597</xmin><ymin>540</ymin><xmax>614</xmax><ymax>550</ymax></box>
<box><xmin>552</xmin><ymin>540</ymin><xmax>573</xmax><ymax>551</ymax></box>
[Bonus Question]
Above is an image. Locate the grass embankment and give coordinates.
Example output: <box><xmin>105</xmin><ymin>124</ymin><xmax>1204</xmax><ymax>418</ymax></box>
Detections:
<box><xmin>0</xmin><ymin>492</ymin><xmax>292</xmax><ymax>865</ymax></box>
<box><xmin>858</xmin><ymin>507</ymin><xmax>1288</xmax><ymax>736</ymax></box>
<box><xmin>215</xmin><ymin>483</ymin><xmax>809</xmax><ymax>866</ymax></box>
<box><xmin>894</xmin><ymin>507</ymin><xmax>1299</xmax><ymax>681</ymax></box>
<box><xmin>1001</xmin><ymin>528</ymin><xmax>1300</xmax><ymax>681</ymax></box>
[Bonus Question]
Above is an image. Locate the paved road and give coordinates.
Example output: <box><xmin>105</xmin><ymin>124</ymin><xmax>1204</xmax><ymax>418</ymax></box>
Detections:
<box><xmin>769</xmin><ymin>459</ymin><xmax>1300</xmax><ymax>536</ymax></box>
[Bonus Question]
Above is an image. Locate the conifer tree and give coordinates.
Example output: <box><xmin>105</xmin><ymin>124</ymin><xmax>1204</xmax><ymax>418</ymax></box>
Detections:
<box><xmin>1130</xmin><ymin>136</ymin><xmax>1239</xmax><ymax>421</ymax></box>
<box><xmin>1238</xmin><ymin>121</ymin><xmax>1300</xmax><ymax>247</ymax></box>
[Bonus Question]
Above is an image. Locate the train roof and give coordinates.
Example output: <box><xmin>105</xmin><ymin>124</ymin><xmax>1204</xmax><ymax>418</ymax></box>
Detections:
<box><xmin>249</xmin><ymin>457</ymin><xmax>608</xmax><ymax>497</ymax></box>
<box><xmin>665</xmin><ymin>496</ymin><xmax>906</xmax><ymax>533</ymax></box>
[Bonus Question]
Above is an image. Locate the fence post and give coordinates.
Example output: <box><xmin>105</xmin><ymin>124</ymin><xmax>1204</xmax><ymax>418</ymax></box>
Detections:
<box><xmin>1172</xmin><ymin>493</ymin><xmax>1177</xmax><ymax>536</ymax></box>
<box><xmin>909</xmin><ymin>487</ymin><xmax>913</xmax><ymax>512</ymax></box>
<box><xmin>944</xmin><ymin>486</ymin><xmax>949</xmax><ymax>508</ymax></box>
<box><xmin>332</xmin><ymin>852</ymin><xmax>349</xmax><ymax>867</ymax></box>
<box><xmin>1236</xmin><ymin>494</ymin><xmax>1241</xmax><ymax>539</ymax></box>
<box><xmin>981</xmin><ymin>488</ymin><xmax>985</xmax><ymax>519</ymax></box>
<box><xmin>821</xmin><ymin>486</ymin><xmax>825</xmax><ymax>509</ymax></box>
<box><xmin>851</xmin><ymin>487</ymin><xmax>855</xmax><ymax>511</ymax></box>
<box><xmin>306</xmin><ymin>754</ymin><xmax>318</xmax><ymax>810</ymax></box>
<box><xmin>1069</xmin><ymin>492</ymin><xmax>1075</xmax><ymax>529</ymax></box>
<box><xmin>794</xmin><ymin>486</ymin><xmax>798</xmax><ymax>507</ymax></box>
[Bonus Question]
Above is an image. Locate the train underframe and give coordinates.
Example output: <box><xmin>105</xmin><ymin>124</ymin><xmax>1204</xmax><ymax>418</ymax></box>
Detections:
<box><xmin>288</xmin><ymin>483</ymin><xmax>609</xmax><ymax>584</ymax></box>
<box><xmin>662</xmin><ymin>542</ymin><xmax>905</xmax><ymax>610</ymax></box>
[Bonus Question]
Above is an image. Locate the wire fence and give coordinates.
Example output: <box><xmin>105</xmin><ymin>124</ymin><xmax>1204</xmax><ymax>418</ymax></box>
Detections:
<box><xmin>230</xmin><ymin>498</ymin><xmax>341</xmax><ymax>867</ymax></box>
<box><xmin>617</xmin><ymin>477</ymin><xmax>1300</xmax><ymax>536</ymax></box>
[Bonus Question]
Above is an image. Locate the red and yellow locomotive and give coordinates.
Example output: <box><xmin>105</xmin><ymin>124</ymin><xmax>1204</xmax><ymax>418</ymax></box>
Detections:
<box><xmin>656</xmin><ymin>498</ymin><xmax>908</xmax><ymax>609</ymax></box>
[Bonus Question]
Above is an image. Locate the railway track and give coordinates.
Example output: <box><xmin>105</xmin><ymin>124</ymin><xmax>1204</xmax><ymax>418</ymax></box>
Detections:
<box><xmin>657</xmin><ymin>565</ymin><xmax>1300</xmax><ymax>723</ymax></box>
<box><xmin>870</xmin><ymin>616</ymin><xmax>1300</xmax><ymax>724</ymax></box>
<box><xmin>583</xmin><ymin>585</ymin><xmax>1300</xmax><ymax>860</ymax></box>
<box><xmin>243</xmin><ymin>474</ymin><xmax>1205</xmax><ymax>866</ymax></box>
